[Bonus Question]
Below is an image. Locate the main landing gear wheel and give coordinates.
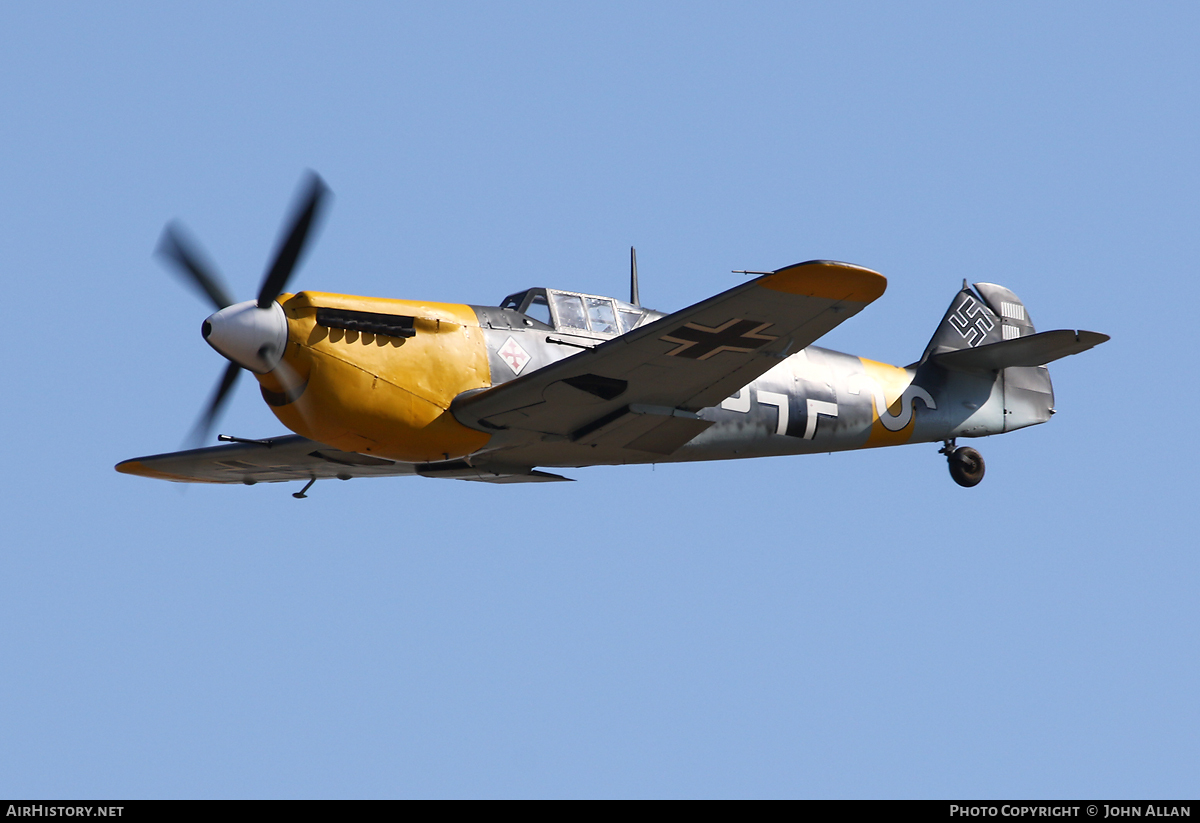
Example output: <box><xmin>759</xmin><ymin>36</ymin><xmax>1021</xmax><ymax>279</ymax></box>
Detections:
<box><xmin>947</xmin><ymin>446</ymin><xmax>985</xmax><ymax>487</ymax></box>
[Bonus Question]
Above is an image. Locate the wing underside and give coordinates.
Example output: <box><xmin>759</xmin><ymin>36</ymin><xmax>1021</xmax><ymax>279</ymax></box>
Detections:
<box><xmin>116</xmin><ymin>436</ymin><xmax>570</xmax><ymax>484</ymax></box>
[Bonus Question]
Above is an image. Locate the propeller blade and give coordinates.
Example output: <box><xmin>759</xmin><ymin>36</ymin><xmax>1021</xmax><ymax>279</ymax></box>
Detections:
<box><xmin>187</xmin><ymin>361</ymin><xmax>242</xmax><ymax>448</ymax></box>
<box><xmin>257</xmin><ymin>171</ymin><xmax>330</xmax><ymax>308</ymax></box>
<box><xmin>156</xmin><ymin>222</ymin><xmax>236</xmax><ymax>311</ymax></box>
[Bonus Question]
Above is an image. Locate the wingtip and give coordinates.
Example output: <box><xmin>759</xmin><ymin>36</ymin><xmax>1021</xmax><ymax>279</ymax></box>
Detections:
<box><xmin>115</xmin><ymin>458</ymin><xmax>214</xmax><ymax>483</ymax></box>
<box><xmin>760</xmin><ymin>260</ymin><xmax>887</xmax><ymax>303</ymax></box>
<box><xmin>115</xmin><ymin>459</ymin><xmax>144</xmax><ymax>476</ymax></box>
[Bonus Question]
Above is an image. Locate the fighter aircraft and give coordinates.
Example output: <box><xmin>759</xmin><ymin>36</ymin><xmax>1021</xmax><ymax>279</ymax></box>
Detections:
<box><xmin>116</xmin><ymin>173</ymin><xmax>1108</xmax><ymax>496</ymax></box>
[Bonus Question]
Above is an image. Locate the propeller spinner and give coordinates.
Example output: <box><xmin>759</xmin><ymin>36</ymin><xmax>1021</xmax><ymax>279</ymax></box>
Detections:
<box><xmin>156</xmin><ymin>171</ymin><xmax>330</xmax><ymax>446</ymax></box>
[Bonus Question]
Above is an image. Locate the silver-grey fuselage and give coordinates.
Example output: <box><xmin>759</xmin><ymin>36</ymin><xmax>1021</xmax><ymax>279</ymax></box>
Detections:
<box><xmin>468</xmin><ymin>294</ymin><xmax>1052</xmax><ymax>469</ymax></box>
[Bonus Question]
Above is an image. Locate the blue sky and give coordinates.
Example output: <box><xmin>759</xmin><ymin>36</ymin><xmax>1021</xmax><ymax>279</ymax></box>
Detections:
<box><xmin>2</xmin><ymin>2</ymin><xmax>1197</xmax><ymax>798</ymax></box>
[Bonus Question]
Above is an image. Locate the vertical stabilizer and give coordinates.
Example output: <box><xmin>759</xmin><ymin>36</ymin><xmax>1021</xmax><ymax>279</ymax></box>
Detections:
<box><xmin>918</xmin><ymin>282</ymin><xmax>1054</xmax><ymax>431</ymax></box>
<box><xmin>917</xmin><ymin>285</ymin><xmax>1006</xmax><ymax>364</ymax></box>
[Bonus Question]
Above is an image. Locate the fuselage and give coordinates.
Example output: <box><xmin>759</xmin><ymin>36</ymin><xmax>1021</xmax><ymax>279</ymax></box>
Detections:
<box><xmin>243</xmin><ymin>285</ymin><xmax>1041</xmax><ymax>470</ymax></box>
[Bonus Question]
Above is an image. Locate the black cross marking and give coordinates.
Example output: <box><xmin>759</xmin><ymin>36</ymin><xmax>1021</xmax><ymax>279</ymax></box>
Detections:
<box><xmin>660</xmin><ymin>319</ymin><xmax>778</xmax><ymax>360</ymax></box>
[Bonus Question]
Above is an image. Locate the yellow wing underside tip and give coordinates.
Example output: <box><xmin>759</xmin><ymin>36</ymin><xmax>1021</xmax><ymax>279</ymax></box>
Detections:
<box><xmin>760</xmin><ymin>260</ymin><xmax>887</xmax><ymax>303</ymax></box>
<box><xmin>115</xmin><ymin>460</ymin><xmax>219</xmax><ymax>484</ymax></box>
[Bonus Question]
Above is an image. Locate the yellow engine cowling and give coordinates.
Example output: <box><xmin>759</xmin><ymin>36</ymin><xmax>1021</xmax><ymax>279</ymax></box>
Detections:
<box><xmin>253</xmin><ymin>291</ymin><xmax>492</xmax><ymax>463</ymax></box>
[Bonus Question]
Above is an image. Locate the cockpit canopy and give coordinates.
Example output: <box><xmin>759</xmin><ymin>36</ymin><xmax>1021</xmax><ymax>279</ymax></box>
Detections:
<box><xmin>500</xmin><ymin>288</ymin><xmax>648</xmax><ymax>336</ymax></box>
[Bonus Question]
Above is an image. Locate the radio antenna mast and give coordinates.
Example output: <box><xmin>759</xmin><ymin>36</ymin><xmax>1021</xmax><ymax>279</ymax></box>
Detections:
<box><xmin>630</xmin><ymin>247</ymin><xmax>640</xmax><ymax>306</ymax></box>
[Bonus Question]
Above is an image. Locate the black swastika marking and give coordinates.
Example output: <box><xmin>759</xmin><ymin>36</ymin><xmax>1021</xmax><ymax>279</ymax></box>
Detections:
<box><xmin>948</xmin><ymin>295</ymin><xmax>995</xmax><ymax>347</ymax></box>
<box><xmin>660</xmin><ymin>319</ymin><xmax>778</xmax><ymax>360</ymax></box>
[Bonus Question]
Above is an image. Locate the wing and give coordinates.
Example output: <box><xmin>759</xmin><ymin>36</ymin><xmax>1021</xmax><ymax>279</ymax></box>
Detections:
<box><xmin>116</xmin><ymin>435</ymin><xmax>570</xmax><ymax>484</ymax></box>
<box><xmin>453</xmin><ymin>260</ymin><xmax>886</xmax><ymax>455</ymax></box>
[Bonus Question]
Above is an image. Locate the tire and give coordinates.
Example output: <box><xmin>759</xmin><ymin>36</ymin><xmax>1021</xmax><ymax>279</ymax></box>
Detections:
<box><xmin>948</xmin><ymin>446</ymin><xmax>985</xmax><ymax>487</ymax></box>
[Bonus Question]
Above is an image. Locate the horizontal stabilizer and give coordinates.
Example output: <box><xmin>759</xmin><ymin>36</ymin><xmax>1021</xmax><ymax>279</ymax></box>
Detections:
<box><xmin>931</xmin><ymin>329</ymin><xmax>1109</xmax><ymax>372</ymax></box>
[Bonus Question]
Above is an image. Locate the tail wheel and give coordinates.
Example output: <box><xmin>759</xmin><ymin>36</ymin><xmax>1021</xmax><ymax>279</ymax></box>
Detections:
<box><xmin>948</xmin><ymin>446</ymin><xmax>985</xmax><ymax>487</ymax></box>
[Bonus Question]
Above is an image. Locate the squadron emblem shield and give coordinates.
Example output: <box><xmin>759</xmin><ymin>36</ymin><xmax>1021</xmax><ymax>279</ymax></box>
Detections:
<box><xmin>498</xmin><ymin>336</ymin><xmax>532</xmax><ymax>375</ymax></box>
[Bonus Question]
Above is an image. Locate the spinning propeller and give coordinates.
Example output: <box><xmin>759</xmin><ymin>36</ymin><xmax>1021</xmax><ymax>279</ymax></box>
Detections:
<box><xmin>156</xmin><ymin>172</ymin><xmax>330</xmax><ymax>447</ymax></box>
